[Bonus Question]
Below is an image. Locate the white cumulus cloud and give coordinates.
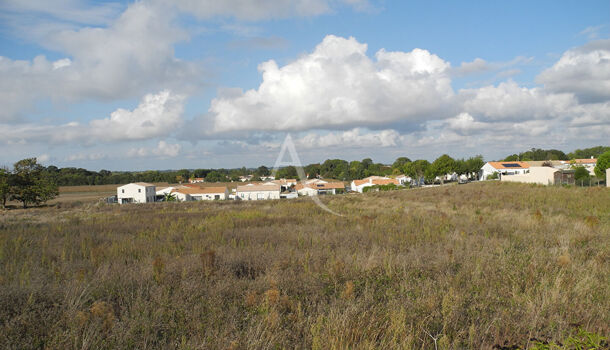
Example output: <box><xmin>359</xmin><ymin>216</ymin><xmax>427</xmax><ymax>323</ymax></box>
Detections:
<box><xmin>460</xmin><ymin>80</ymin><xmax>576</xmax><ymax>121</ymax></box>
<box><xmin>537</xmin><ymin>39</ymin><xmax>610</xmax><ymax>103</ymax></box>
<box><xmin>0</xmin><ymin>1</ymin><xmax>198</xmax><ymax>122</ymax></box>
<box><xmin>0</xmin><ymin>90</ymin><xmax>185</xmax><ymax>145</ymax></box>
<box><xmin>295</xmin><ymin>128</ymin><xmax>401</xmax><ymax>149</ymax></box>
<box><xmin>128</xmin><ymin>140</ymin><xmax>182</xmax><ymax>158</ymax></box>
<box><xmin>174</xmin><ymin>0</ymin><xmax>373</xmax><ymax>20</ymax></box>
<box><xmin>208</xmin><ymin>35</ymin><xmax>454</xmax><ymax>134</ymax></box>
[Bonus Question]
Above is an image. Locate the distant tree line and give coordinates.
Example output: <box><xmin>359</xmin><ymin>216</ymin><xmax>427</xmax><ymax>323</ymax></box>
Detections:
<box><xmin>4</xmin><ymin>145</ymin><xmax>607</xmax><ymax>188</ymax></box>
<box><xmin>502</xmin><ymin>146</ymin><xmax>610</xmax><ymax>162</ymax></box>
<box><xmin>0</xmin><ymin>158</ymin><xmax>59</xmax><ymax>208</ymax></box>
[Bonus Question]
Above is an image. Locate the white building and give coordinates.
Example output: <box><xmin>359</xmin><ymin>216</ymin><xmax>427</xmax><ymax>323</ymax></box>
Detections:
<box><xmin>500</xmin><ymin>167</ymin><xmax>564</xmax><ymax>185</ymax></box>
<box><xmin>171</xmin><ymin>186</ymin><xmax>229</xmax><ymax>201</ymax></box>
<box><xmin>295</xmin><ymin>182</ymin><xmax>345</xmax><ymax>196</ymax></box>
<box><xmin>117</xmin><ymin>182</ymin><xmax>156</xmax><ymax>204</ymax></box>
<box><xmin>480</xmin><ymin>161</ymin><xmax>530</xmax><ymax>180</ymax></box>
<box><xmin>567</xmin><ymin>158</ymin><xmax>597</xmax><ymax>176</ymax></box>
<box><xmin>156</xmin><ymin>187</ymin><xmax>176</xmax><ymax>196</ymax></box>
<box><xmin>395</xmin><ymin>175</ymin><xmax>411</xmax><ymax>185</ymax></box>
<box><xmin>350</xmin><ymin>176</ymin><xmax>400</xmax><ymax>193</ymax></box>
<box><xmin>236</xmin><ymin>183</ymin><xmax>281</xmax><ymax>200</ymax></box>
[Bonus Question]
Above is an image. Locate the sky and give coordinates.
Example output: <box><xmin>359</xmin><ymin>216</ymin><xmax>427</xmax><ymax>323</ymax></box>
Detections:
<box><xmin>0</xmin><ymin>0</ymin><xmax>609</xmax><ymax>171</ymax></box>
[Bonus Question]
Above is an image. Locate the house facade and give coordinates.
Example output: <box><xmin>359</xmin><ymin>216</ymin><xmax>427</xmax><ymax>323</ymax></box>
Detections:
<box><xmin>117</xmin><ymin>183</ymin><xmax>156</xmax><ymax>204</ymax></box>
<box><xmin>500</xmin><ymin>166</ymin><xmax>575</xmax><ymax>185</ymax></box>
<box><xmin>236</xmin><ymin>184</ymin><xmax>281</xmax><ymax>200</ymax></box>
<box><xmin>271</xmin><ymin>178</ymin><xmax>297</xmax><ymax>191</ymax></box>
<box><xmin>480</xmin><ymin>161</ymin><xmax>530</xmax><ymax>180</ymax></box>
<box><xmin>568</xmin><ymin>158</ymin><xmax>597</xmax><ymax>175</ymax></box>
<box><xmin>172</xmin><ymin>186</ymin><xmax>229</xmax><ymax>201</ymax></box>
<box><xmin>295</xmin><ymin>181</ymin><xmax>345</xmax><ymax>196</ymax></box>
<box><xmin>350</xmin><ymin>176</ymin><xmax>400</xmax><ymax>193</ymax></box>
<box><xmin>395</xmin><ymin>175</ymin><xmax>411</xmax><ymax>185</ymax></box>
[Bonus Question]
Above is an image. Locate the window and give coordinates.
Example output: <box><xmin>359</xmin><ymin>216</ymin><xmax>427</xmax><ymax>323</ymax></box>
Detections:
<box><xmin>138</xmin><ymin>189</ymin><xmax>141</xmax><ymax>193</ymax></box>
<box><xmin>122</xmin><ymin>189</ymin><xmax>125</xmax><ymax>193</ymax></box>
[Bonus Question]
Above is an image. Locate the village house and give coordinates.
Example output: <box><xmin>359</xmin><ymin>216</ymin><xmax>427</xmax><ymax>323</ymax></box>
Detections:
<box><xmin>350</xmin><ymin>176</ymin><xmax>400</xmax><ymax>193</ymax></box>
<box><xmin>295</xmin><ymin>181</ymin><xmax>345</xmax><ymax>196</ymax></box>
<box><xmin>480</xmin><ymin>161</ymin><xmax>530</xmax><ymax>180</ymax></box>
<box><xmin>500</xmin><ymin>167</ymin><xmax>575</xmax><ymax>186</ymax></box>
<box><xmin>271</xmin><ymin>178</ymin><xmax>297</xmax><ymax>191</ymax></box>
<box><xmin>117</xmin><ymin>182</ymin><xmax>156</xmax><ymax>204</ymax></box>
<box><xmin>189</xmin><ymin>178</ymin><xmax>205</xmax><ymax>183</ymax></box>
<box><xmin>236</xmin><ymin>183</ymin><xmax>281</xmax><ymax>200</ymax></box>
<box><xmin>171</xmin><ymin>186</ymin><xmax>229</xmax><ymax>201</ymax></box>
<box><xmin>395</xmin><ymin>174</ymin><xmax>411</xmax><ymax>185</ymax></box>
<box><xmin>565</xmin><ymin>158</ymin><xmax>597</xmax><ymax>175</ymax></box>
<box><xmin>239</xmin><ymin>175</ymin><xmax>253</xmax><ymax>182</ymax></box>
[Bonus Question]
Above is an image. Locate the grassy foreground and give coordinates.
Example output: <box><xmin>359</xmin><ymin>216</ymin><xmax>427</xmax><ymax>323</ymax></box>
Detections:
<box><xmin>0</xmin><ymin>182</ymin><xmax>608</xmax><ymax>349</ymax></box>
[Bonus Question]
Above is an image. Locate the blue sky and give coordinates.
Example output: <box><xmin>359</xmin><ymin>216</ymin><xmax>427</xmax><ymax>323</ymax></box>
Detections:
<box><xmin>0</xmin><ymin>0</ymin><xmax>609</xmax><ymax>170</ymax></box>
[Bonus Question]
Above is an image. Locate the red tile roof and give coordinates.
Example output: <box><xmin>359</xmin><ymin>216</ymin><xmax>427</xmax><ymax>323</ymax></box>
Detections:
<box><xmin>488</xmin><ymin>161</ymin><xmax>530</xmax><ymax>170</ymax></box>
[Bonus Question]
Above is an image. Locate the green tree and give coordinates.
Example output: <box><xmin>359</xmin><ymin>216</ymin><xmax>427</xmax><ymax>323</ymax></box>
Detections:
<box><xmin>205</xmin><ymin>171</ymin><xmax>226</xmax><ymax>182</ymax></box>
<box><xmin>455</xmin><ymin>158</ymin><xmax>468</xmax><ymax>176</ymax></box>
<box><xmin>348</xmin><ymin>160</ymin><xmax>365</xmax><ymax>180</ymax></box>
<box><xmin>466</xmin><ymin>155</ymin><xmax>485</xmax><ymax>180</ymax></box>
<box><xmin>304</xmin><ymin>164</ymin><xmax>321</xmax><ymax>179</ymax></box>
<box><xmin>276</xmin><ymin>166</ymin><xmax>298</xmax><ymax>179</ymax></box>
<box><xmin>320</xmin><ymin>159</ymin><xmax>348</xmax><ymax>179</ymax></box>
<box><xmin>11</xmin><ymin>158</ymin><xmax>58</xmax><ymax>208</ymax></box>
<box><xmin>256</xmin><ymin>166</ymin><xmax>270</xmax><ymax>177</ymax></box>
<box><xmin>568</xmin><ymin>146</ymin><xmax>610</xmax><ymax>159</ymax></box>
<box><xmin>177</xmin><ymin>169</ymin><xmax>190</xmax><ymax>182</ymax></box>
<box><xmin>573</xmin><ymin>166</ymin><xmax>590</xmax><ymax>183</ymax></box>
<box><xmin>392</xmin><ymin>157</ymin><xmax>411</xmax><ymax>171</ymax></box>
<box><xmin>430</xmin><ymin>154</ymin><xmax>456</xmax><ymax>184</ymax></box>
<box><xmin>0</xmin><ymin>167</ymin><xmax>11</xmax><ymax>208</ymax></box>
<box><xmin>163</xmin><ymin>193</ymin><xmax>177</xmax><ymax>202</ymax></box>
<box><xmin>594</xmin><ymin>150</ymin><xmax>610</xmax><ymax>178</ymax></box>
<box><xmin>404</xmin><ymin>160</ymin><xmax>430</xmax><ymax>186</ymax></box>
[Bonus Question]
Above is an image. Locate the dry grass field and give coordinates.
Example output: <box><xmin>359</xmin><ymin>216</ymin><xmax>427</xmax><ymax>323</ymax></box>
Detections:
<box><xmin>0</xmin><ymin>182</ymin><xmax>608</xmax><ymax>349</ymax></box>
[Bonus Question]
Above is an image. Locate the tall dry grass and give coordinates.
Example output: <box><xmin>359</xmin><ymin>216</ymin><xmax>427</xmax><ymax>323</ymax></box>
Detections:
<box><xmin>0</xmin><ymin>182</ymin><xmax>608</xmax><ymax>349</ymax></box>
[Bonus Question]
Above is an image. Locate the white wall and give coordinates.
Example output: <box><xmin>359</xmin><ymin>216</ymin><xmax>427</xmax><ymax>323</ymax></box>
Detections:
<box><xmin>297</xmin><ymin>187</ymin><xmax>318</xmax><ymax>196</ymax></box>
<box><xmin>237</xmin><ymin>190</ymin><xmax>280</xmax><ymax>200</ymax></box>
<box><xmin>118</xmin><ymin>184</ymin><xmax>155</xmax><ymax>204</ymax></box>
<box><xmin>500</xmin><ymin>167</ymin><xmax>557</xmax><ymax>185</ymax></box>
<box><xmin>196</xmin><ymin>189</ymin><xmax>228</xmax><ymax>201</ymax></box>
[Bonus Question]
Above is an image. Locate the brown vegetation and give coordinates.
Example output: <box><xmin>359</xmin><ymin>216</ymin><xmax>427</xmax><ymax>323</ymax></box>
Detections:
<box><xmin>0</xmin><ymin>182</ymin><xmax>608</xmax><ymax>349</ymax></box>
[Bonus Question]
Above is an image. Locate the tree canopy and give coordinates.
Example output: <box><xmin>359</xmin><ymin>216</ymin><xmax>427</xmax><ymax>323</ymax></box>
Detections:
<box><xmin>430</xmin><ymin>154</ymin><xmax>457</xmax><ymax>184</ymax></box>
<box><xmin>9</xmin><ymin>158</ymin><xmax>58</xmax><ymax>208</ymax></box>
<box><xmin>594</xmin><ymin>150</ymin><xmax>610</xmax><ymax>178</ymax></box>
<box><xmin>503</xmin><ymin>148</ymin><xmax>568</xmax><ymax>161</ymax></box>
<box><xmin>567</xmin><ymin>146</ymin><xmax>610</xmax><ymax>160</ymax></box>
